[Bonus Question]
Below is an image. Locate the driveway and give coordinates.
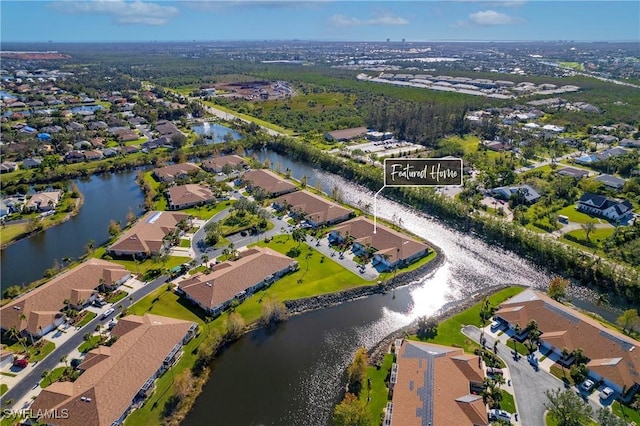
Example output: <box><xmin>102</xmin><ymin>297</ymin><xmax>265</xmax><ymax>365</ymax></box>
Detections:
<box><xmin>462</xmin><ymin>325</ymin><xmax>600</xmax><ymax>426</ymax></box>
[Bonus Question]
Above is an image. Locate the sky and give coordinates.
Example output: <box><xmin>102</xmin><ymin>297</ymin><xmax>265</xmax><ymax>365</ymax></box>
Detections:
<box><xmin>1</xmin><ymin>1</ymin><xmax>639</xmax><ymax>43</ymax></box>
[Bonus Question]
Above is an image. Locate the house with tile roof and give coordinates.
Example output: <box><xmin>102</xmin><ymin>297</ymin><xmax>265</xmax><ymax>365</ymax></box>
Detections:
<box><xmin>241</xmin><ymin>169</ymin><xmax>298</xmax><ymax>197</ymax></box>
<box><xmin>273</xmin><ymin>190</ymin><xmax>353</xmax><ymax>228</ymax></box>
<box><xmin>152</xmin><ymin>163</ymin><xmax>202</xmax><ymax>182</ymax></box>
<box><xmin>0</xmin><ymin>259</ymin><xmax>130</xmax><ymax>337</ymax></box>
<box><xmin>167</xmin><ymin>184</ymin><xmax>215</xmax><ymax>210</ymax></box>
<box><xmin>491</xmin><ymin>184</ymin><xmax>541</xmax><ymax>204</ymax></box>
<box><xmin>30</xmin><ymin>314</ymin><xmax>197</xmax><ymax>426</ymax></box>
<box><xmin>494</xmin><ymin>289</ymin><xmax>640</xmax><ymax>398</ymax></box>
<box><xmin>324</xmin><ymin>126</ymin><xmax>368</xmax><ymax>142</ymax></box>
<box><xmin>178</xmin><ymin>247</ymin><xmax>297</xmax><ymax>316</ymax></box>
<box><xmin>385</xmin><ymin>340</ymin><xmax>488</xmax><ymax>426</ymax></box>
<box><xmin>577</xmin><ymin>193</ymin><xmax>633</xmax><ymax>221</ymax></box>
<box><xmin>328</xmin><ymin>217</ymin><xmax>430</xmax><ymax>272</ymax></box>
<box><xmin>201</xmin><ymin>155</ymin><xmax>247</xmax><ymax>173</ymax></box>
<box><xmin>107</xmin><ymin>211</ymin><xmax>189</xmax><ymax>258</ymax></box>
<box><xmin>26</xmin><ymin>190</ymin><xmax>62</xmax><ymax>212</ymax></box>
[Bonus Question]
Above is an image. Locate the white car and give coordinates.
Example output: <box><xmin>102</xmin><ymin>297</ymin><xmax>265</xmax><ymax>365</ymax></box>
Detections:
<box><xmin>100</xmin><ymin>308</ymin><xmax>115</xmax><ymax>320</ymax></box>
<box><xmin>581</xmin><ymin>379</ymin><xmax>595</xmax><ymax>391</ymax></box>
<box><xmin>599</xmin><ymin>387</ymin><xmax>614</xmax><ymax>400</ymax></box>
<box><xmin>489</xmin><ymin>409</ymin><xmax>512</xmax><ymax>422</ymax></box>
<box><xmin>490</xmin><ymin>321</ymin><xmax>502</xmax><ymax>332</ymax></box>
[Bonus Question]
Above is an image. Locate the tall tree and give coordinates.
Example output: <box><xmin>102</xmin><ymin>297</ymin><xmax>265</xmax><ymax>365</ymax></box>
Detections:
<box><xmin>548</xmin><ymin>277</ymin><xmax>569</xmax><ymax>301</ymax></box>
<box><xmin>333</xmin><ymin>393</ymin><xmax>370</xmax><ymax>426</ymax></box>
<box><xmin>616</xmin><ymin>309</ymin><xmax>639</xmax><ymax>334</ymax></box>
<box><xmin>596</xmin><ymin>408</ymin><xmax>629</xmax><ymax>426</ymax></box>
<box><xmin>347</xmin><ymin>347</ymin><xmax>368</xmax><ymax>394</ymax></box>
<box><xmin>544</xmin><ymin>388</ymin><xmax>593</xmax><ymax>426</ymax></box>
<box><xmin>581</xmin><ymin>221</ymin><xmax>597</xmax><ymax>242</ymax></box>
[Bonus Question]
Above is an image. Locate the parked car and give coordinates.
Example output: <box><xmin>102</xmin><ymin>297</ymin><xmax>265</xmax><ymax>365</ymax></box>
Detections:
<box><xmin>488</xmin><ymin>409</ymin><xmax>512</xmax><ymax>422</ymax></box>
<box><xmin>490</xmin><ymin>320</ymin><xmax>502</xmax><ymax>332</ymax></box>
<box><xmin>599</xmin><ymin>387</ymin><xmax>614</xmax><ymax>400</ymax></box>
<box><xmin>13</xmin><ymin>358</ymin><xmax>28</xmax><ymax>369</ymax></box>
<box><xmin>486</xmin><ymin>367</ymin><xmax>504</xmax><ymax>376</ymax></box>
<box><xmin>581</xmin><ymin>379</ymin><xmax>595</xmax><ymax>392</ymax></box>
<box><xmin>101</xmin><ymin>308</ymin><xmax>115</xmax><ymax>319</ymax></box>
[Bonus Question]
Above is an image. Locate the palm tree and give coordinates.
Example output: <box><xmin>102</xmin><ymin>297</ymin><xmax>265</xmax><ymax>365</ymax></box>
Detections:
<box><xmin>60</xmin><ymin>355</ymin><xmax>68</xmax><ymax>368</ymax></box>
<box><xmin>7</xmin><ymin>327</ymin><xmax>28</xmax><ymax>353</ymax></box>
<box><xmin>19</xmin><ymin>314</ymin><xmax>35</xmax><ymax>347</ymax></box>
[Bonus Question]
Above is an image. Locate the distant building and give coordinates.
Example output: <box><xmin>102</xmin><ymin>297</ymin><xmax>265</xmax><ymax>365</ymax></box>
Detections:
<box><xmin>385</xmin><ymin>340</ymin><xmax>487</xmax><ymax>426</ymax></box>
<box><xmin>153</xmin><ymin>163</ymin><xmax>202</xmax><ymax>182</ymax></box>
<box><xmin>492</xmin><ymin>185</ymin><xmax>540</xmax><ymax>204</ymax></box>
<box><xmin>324</xmin><ymin>127</ymin><xmax>368</xmax><ymax>142</ymax></box>
<box><xmin>577</xmin><ymin>193</ymin><xmax>633</xmax><ymax>221</ymax></box>
<box><xmin>556</xmin><ymin>167</ymin><xmax>590</xmax><ymax>179</ymax></box>
<box><xmin>594</xmin><ymin>174</ymin><xmax>627</xmax><ymax>190</ymax></box>
<box><xmin>201</xmin><ymin>155</ymin><xmax>247</xmax><ymax>173</ymax></box>
<box><xmin>242</xmin><ymin>169</ymin><xmax>298</xmax><ymax>197</ymax></box>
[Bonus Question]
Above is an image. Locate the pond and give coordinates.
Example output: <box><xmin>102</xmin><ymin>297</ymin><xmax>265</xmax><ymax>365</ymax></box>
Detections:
<box><xmin>191</xmin><ymin>122</ymin><xmax>242</xmax><ymax>144</ymax></box>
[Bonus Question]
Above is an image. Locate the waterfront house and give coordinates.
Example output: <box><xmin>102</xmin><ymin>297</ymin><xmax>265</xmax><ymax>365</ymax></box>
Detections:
<box><xmin>167</xmin><ymin>184</ymin><xmax>215</xmax><ymax>210</ymax></box>
<box><xmin>30</xmin><ymin>314</ymin><xmax>197</xmax><ymax>426</ymax></box>
<box><xmin>384</xmin><ymin>340</ymin><xmax>487</xmax><ymax>426</ymax></box>
<box><xmin>107</xmin><ymin>211</ymin><xmax>189</xmax><ymax>258</ymax></box>
<box><xmin>328</xmin><ymin>217</ymin><xmax>430</xmax><ymax>271</ymax></box>
<box><xmin>0</xmin><ymin>259</ymin><xmax>130</xmax><ymax>337</ymax></box>
<box><xmin>273</xmin><ymin>190</ymin><xmax>353</xmax><ymax>228</ymax></box>
<box><xmin>153</xmin><ymin>163</ymin><xmax>202</xmax><ymax>183</ymax></box>
<box><xmin>242</xmin><ymin>169</ymin><xmax>298</xmax><ymax>197</ymax></box>
<box><xmin>576</xmin><ymin>193</ymin><xmax>633</xmax><ymax>221</ymax></box>
<box><xmin>201</xmin><ymin>155</ymin><xmax>247</xmax><ymax>173</ymax></box>
<box><xmin>494</xmin><ymin>290</ymin><xmax>640</xmax><ymax>399</ymax></box>
<box><xmin>25</xmin><ymin>190</ymin><xmax>62</xmax><ymax>212</ymax></box>
<box><xmin>21</xmin><ymin>157</ymin><xmax>42</xmax><ymax>169</ymax></box>
<box><xmin>178</xmin><ymin>247</ymin><xmax>297</xmax><ymax>316</ymax></box>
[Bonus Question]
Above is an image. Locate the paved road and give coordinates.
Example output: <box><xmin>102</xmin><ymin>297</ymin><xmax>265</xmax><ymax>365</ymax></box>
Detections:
<box><xmin>3</xmin><ymin>275</ymin><xmax>170</xmax><ymax>408</ymax></box>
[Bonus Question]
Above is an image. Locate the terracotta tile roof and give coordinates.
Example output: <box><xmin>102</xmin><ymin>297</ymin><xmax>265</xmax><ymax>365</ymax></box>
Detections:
<box><xmin>495</xmin><ymin>289</ymin><xmax>640</xmax><ymax>390</ymax></box>
<box><xmin>331</xmin><ymin>217</ymin><xmax>429</xmax><ymax>263</ymax></box>
<box><xmin>168</xmin><ymin>184</ymin><xmax>214</xmax><ymax>208</ymax></box>
<box><xmin>179</xmin><ymin>247</ymin><xmax>296</xmax><ymax>310</ymax></box>
<box><xmin>392</xmin><ymin>340</ymin><xmax>488</xmax><ymax>426</ymax></box>
<box><xmin>242</xmin><ymin>169</ymin><xmax>297</xmax><ymax>196</ymax></box>
<box><xmin>201</xmin><ymin>155</ymin><xmax>246</xmax><ymax>172</ymax></box>
<box><xmin>0</xmin><ymin>259</ymin><xmax>129</xmax><ymax>335</ymax></box>
<box><xmin>152</xmin><ymin>162</ymin><xmax>201</xmax><ymax>181</ymax></box>
<box><xmin>31</xmin><ymin>314</ymin><xmax>196</xmax><ymax>426</ymax></box>
<box><xmin>274</xmin><ymin>190</ymin><xmax>353</xmax><ymax>226</ymax></box>
<box><xmin>108</xmin><ymin>211</ymin><xmax>188</xmax><ymax>257</ymax></box>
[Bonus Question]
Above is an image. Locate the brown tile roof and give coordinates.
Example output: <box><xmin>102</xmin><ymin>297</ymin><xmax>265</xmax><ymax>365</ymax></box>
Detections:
<box><xmin>30</xmin><ymin>314</ymin><xmax>196</xmax><ymax>426</ymax></box>
<box><xmin>0</xmin><ymin>259</ymin><xmax>129</xmax><ymax>335</ymax></box>
<box><xmin>495</xmin><ymin>289</ymin><xmax>640</xmax><ymax>390</ymax></box>
<box><xmin>325</xmin><ymin>127</ymin><xmax>368</xmax><ymax>141</ymax></box>
<box><xmin>201</xmin><ymin>155</ymin><xmax>246</xmax><ymax>172</ymax></box>
<box><xmin>274</xmin><ymin>190</ymin><xmax>352</xmax><ymax>226</ymax></box>
<box><xmin>108</xmin><ymin>211</ymin><xmax>188</xmax><ymax>256</ymax></box>
<box><xmin>242</xmin><ymin>169</ymin><xmax>298</xmax><ymax>196</ymax></box>
<box><xmin>392</xmin><ymin>340</ymin><xmax>487</xmax><ymax>426</ymax></box>
<box><xmin>179</xmin><ymin>247</ymin><xmax>296</xmax><ymax>310</ymax></box>
<box><xmin>153</xmin><ymin>162</ymin><xmax>201</xmax><ymax>181</ymax></box>
<box><xmin>168</xmin><ymin>184</ymin><xmax>214</xmax><ymax>208</ymax></box>
<box><xmin>331</xmin><ymin>217</ymin><xmax>429</xmax><ymax>263</ymax></box>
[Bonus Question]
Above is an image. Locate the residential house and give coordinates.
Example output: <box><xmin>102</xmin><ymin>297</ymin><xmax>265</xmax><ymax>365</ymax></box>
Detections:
<box><xmin>167</xmin><ymin>184</ymin><xmax>215</xmax><ymax>210</ymax></box>
<box><xmin>328</xmin><ymin>217</ymin><xmax>430</xmax><ymax>271</ymax></box>
<box><xmin>103</xmin><ymin>148</ymin><xmax>120</xmax><ymax>158</ymax></box>
<box><xmin>484</xmin><ymin>140</ymin><xmax>512</xmax><ymax>152</ymax></box>
<box><xmin>201</xmin><ymin>155</ymin><xmax>247</xmax><ymax>173</ymax></box>
<box><xmin>273</xmin><ymin>190</ymin><xmax>353</xmax><ymax>227</ymax></box>
<box><xmin>594</xmin><ymin>174</ymin><xmax>627</xmax><ymax>191</ymax></box>
<box><xmin>494</xmin><ymin>290</ymin><xmax>640</xmax><ymax>398</ymax></box>
<box><xmin>26</xmin><ymin>190</ymin><xmax>62</xmax><ymax>212</ymax></box>
<box><xmin>324</xmin><ymin>126</ymin><xmax>368</xmax><ymax>142</ymax></box>
<box><xmin>242</xmin><ymin>169</ymin><xmax>298</xmax><ymax>197</ymax></box>
<box><xmin>65</xmin><ymin>151</ymin><xmax>85</xmax><ymax>163</ymax></box>
<box><xmin>577</xmin><ymin>193</ymin><xmax>633</xmax><ymax>221</ymax></box>
<box><xmin>0</xmin><ymin>161</ymin><xmax>18</xmax><ymax>173</ymax></box>
<box><xmin>121</xmin><ymin>145</ymin><xmax>139</xmax><ymax>155</ymax></box>
<box><xmin>107</xmin><ymin>211</ymin><xmax>189</xmax><ymax>258</ymax></box>
<box><xmin>385</xmin><ymin>340</ymin><xmax>487</xmax><ymax>426</ymax></box>
<box><xmin>114</xmin><ymin>128</ymin><xmax>138</xmax><ymax>142</ymax></box>
<box><xmin>153</xmin><ymin>163</ymin><xmax>202</xmax><ymax>183</ymax></box>
<box><xmin>21</xmin><ymin>157</ymin><xmax>42</xmax><ymax>169</ymax></box>
<box><xmin>30</xmin><ymin>314</ymin><xmax>197</xmax><ymax>426</ymax></box>
<box><xmin>141</xmin><ymin>137</ymin><xmax>170</xmax><ymax>151</ymax></box>
<box><xmin>0</xmin><ymin>259</ymin><xmax>130</xmax><ymax>337</ymax></box>
<box><xmin>556</xmin><ymin>167</ymin><xmax>590</xmax><ymax>179</ymax></box>
<box><xmin>178</xmin><ymin>247</ymin><xmax>297</xmax><ymax>316</ymax></box>
<box><xmin>83</xmin><ymin>150</ymin><xmax>103</xmax><ymax>162</ymax></box>
<box><xmin>597</xmin><ymin>147</ymin><xmax>629</xmax><ymax>161</ymax></box>
<box><xmin>492</xmin><ymin>185</ymin><xmax>541</xmax><ymax>204</ymax></box>
<box><xmin>620</xmin><ymin>139</ymin><xmax>640</xmax><ymax>148</ymax></box>
<box><xmin>154</xmin><ymin>120</ymin><xmax>182</xmax><ymax>140</ymax></box>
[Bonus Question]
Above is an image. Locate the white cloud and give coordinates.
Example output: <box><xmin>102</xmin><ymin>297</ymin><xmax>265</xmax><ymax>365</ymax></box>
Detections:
<box><xmin>454</xmin><ymin>0</ymin><xmax>527</xmax><ymax>7</ymax></box>
<box><xmin>51</xmin><ymin>0</ymin><xmax>179</xmax><ymax>26</ymax></box>
<box><xmin>451</xmin><ymin>9</ymin><xmax>522</xmax><ymax>27</ymax></box>
<box><xmin>329</xmin><ymin>12</ymin><xmax>409</xmax><ymax>28</ymax></box>
<box><xmin>185</xmin><ymin>1</ymin><xmax>330</xmax><ymax>12</ymax></box>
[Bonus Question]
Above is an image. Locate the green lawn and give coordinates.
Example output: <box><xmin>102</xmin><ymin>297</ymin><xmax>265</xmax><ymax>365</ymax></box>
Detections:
<box><xmin>361</xmin><ymin>353</ymin><xmax>393</xmax><ymax>426</ymax></box>
<box><xmin>612</xmin><ymin>401</ymin><xmax>640</xmax><ymax>425</ymax></box>
<box><xmin>78</xmin><ymin>335</ymin><xmax>102</xmax><ymax>353</ymax></box>
<box><xmin>563</xmin><ymin>227</ymin><xmax>614</xmax><ymax>244</ymax></box>
<box><xmin>107</xmin><ymin>289</ymin><xmax>129</xmax><ymax>304</ymax></box>
<box><xmin>96</xmin><ymin>252</ymin><xmax>190</xmax><ymax>276</ymax></box>
<box><xmin>76</xmin><ymin>311</ymin><xmax>97</xmax><ymax>327</ymax></box>
<box><xmin>545</xmin><ymin>411</ymin><xmax>598</xmax><ymax>426</ymax></box>
<box><xmin>179</xmin><ymin>239</ymin><xmax>191</xmax><ymax>248</ymax></box>
<box><xmin>40</xmin><ymin>366</ymin><xmax>66</xmax><ymax>388</ymax></box>
<box><xmin>128</xmin><ymin>285</ymin><xmax>205</xmax><ymax>325</ymax></box>
<box><xmin>7</xmin><ymin>339</ymin><xmax>56</xmax><ymax>362</ymax></box>
<box><xmin>409</xmin><ymin>286</ymin><xmax>526</xmax><ymax>352</ymax></box>
<box><xmin>0</xmin><ymin>384</ymin><xmax>7</xmax><ymax>396</ymax></box>
<box><xmin>1</xmin><ymin>222</ymin><xmax>29</xmax><ymax>245</ymax></box>
<box><xmin>500</xmin><ymin>389</ymin><xmax>516</xmax><ymax>413</ymax></box>
<box><xmin>549</xmin><ymin>363</ymin><xmax>574</xmax><ymax>386</ymax></box>
<box><xmin>178</xmin><ymin>200</ymin><xmax>234</xmax><ymax>220</ymax></box>
<box><xmin>556</xmin><ymin>205</ymin><xmax>602</xmax><ymax>224</ymax></box>
<box><xmin>219</xmin><ymin>211</ymin><xmax>273</xmax><ymax>236</ymax></box>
